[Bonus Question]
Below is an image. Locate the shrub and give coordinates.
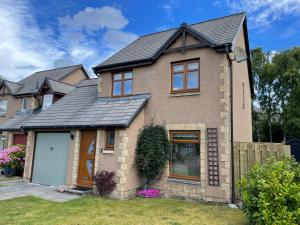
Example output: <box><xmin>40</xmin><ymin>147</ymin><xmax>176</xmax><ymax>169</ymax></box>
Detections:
<box><xmin>135</xmin><ymin>124</ymin><xmax>170</xmax><ymax>188</ymax></box>
<box><xmin>94</xmin><ymin>170</ymin><xmax>116</xmax><ymax>197</ymax></box>
<box><xmin>238</xmin><ymin>158</ymin><xmax>300</xmax><ymax>225</ymax></box>
<box><xmin>0</xmin><ymin>145</ymin><xmax>25</xmax><ymax>169</ymax></box>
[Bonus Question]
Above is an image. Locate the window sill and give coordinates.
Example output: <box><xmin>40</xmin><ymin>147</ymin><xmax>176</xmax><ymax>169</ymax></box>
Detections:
<box><xmin>169</xmin><ymin>92</ymin><xmax>200</xmax><ymax>97</ymax></box>
<box><xmin>102</xmin><ymin>149</ymin><xmax>114</xmax><ymax>154</ymax></box>
<box><xmin>0</xmin><ymin>114</ymin><xmax>6</xmax><ymax>117</ymax></box>
<box><xmin>167</xmin><ymin>177</ymin><xmax>200</xmax><ymax>186</ymax></box>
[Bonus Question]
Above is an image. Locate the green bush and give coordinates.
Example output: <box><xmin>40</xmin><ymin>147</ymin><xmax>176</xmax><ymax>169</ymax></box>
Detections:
<box><xmin>238</xmin><ymin>158</ymin><xmax>300</xmax><ymax>225</ymax></box>
<box><xmin>135</xmin><ymin>124</ymin><xmax>170</xmax><ymax>188</ymax></box>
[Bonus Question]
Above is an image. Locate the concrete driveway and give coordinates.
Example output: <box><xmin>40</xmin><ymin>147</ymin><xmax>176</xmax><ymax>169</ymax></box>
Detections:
<box><xmin>0</xmin><ymin>178</ymin><xmax>80</xmax><ymax>202</ymax></box>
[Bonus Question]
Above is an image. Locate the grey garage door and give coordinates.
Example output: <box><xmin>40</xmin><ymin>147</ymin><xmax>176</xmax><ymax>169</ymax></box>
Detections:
<box><xmin>32</xmin><ymin>133</ymin><xmax>70</xmax><ymax>186</ymax></box>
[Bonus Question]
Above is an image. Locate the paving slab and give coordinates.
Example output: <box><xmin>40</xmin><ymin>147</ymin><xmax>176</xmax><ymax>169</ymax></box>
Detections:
<box><xmin>0</xmin><ymin>179</ymin><xmax>80</xmax><ymax>202</ymax></box>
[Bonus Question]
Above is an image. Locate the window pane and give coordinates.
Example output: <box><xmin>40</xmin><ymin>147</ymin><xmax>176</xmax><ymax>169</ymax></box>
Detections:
<box><xmin>124</xmin><ymin>80</ymin><xmax>132</xmax><ymax>95</ymax></box>
<box><xmin>173</xmin><ymin>64</ymin><xmax>184</xmax><ymax>72</ymax></box>
<box><xmin>107</xmin><ymin>130</ymin><xmax>115</xmax><ymax>147</ymax></box>
<box><xmin>187</xmin><ymin>62</ymin><xmax>198</xmax><ymax>71</ymax></box>
<box><xmin>173</xmin><ymin>132</ymin><xmax>199</xmax><ymax>140</ymax></box>
<box><xmin>171</xmin><ymin>143</ymin><xmax>200</xmax><ymax>177</ymax></box>
<box><xmin>124</xmin><ymin>72</ymin><xmax>132</xmax><ymax>79</ymax></box>
<box><xmin>42</xmin><ymin>94</ymin><xmax>53</xmax><ymax>110</ymax></box>
<box><xmin>187</xmin><ymin>71</ymin><xmax>199</xmax><ymax>89</ymax></box>
<box><xmin>0</xmin><ymin>100</ymin><xmax>7</xmax><ymax>113</ymax></box>
<box><xmin>21</xmin><ymin>98</ymin><xmax>27</xmax><ymax>111</ymax></box>
<box><xmin>114</xmin><ymin>74</ymin><xmax>122</xmax><ymax>80</ymax></box>
<box><xmin>113</xmin><ymin>81</ymin><xmax>122</xmax><ymax>96</ymax></box>
<box><xmin>173</xmin><ymin>73</ymin><xmax>184</xmax><ymax>90</ymax></box>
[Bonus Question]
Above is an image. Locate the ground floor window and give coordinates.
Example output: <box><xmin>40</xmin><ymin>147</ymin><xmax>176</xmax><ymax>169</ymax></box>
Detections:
<box><xmin>169</xmin><ymin>131</ymin><xmax>200</xmax><ymax>180</ymax></box>
<box><xmin>105</xmin><ymin>129</ymin><xmax>115</xmax><ymax>149</ymax></box>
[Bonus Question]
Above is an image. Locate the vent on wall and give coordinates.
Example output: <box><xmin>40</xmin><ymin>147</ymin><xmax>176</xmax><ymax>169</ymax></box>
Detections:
<box><xmin>207</xmin><ymin>128</ymin><xmax>219</xmax><ymax>186</ymax></box>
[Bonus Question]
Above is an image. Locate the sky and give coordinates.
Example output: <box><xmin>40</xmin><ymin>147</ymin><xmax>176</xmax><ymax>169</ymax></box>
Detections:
<box><xmin>0</xmin><ymin>0</ymin><xmax>300</xmax><ymax>81</ymax></box>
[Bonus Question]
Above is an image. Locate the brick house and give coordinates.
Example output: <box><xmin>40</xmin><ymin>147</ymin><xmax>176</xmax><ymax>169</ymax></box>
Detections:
<box><xmin>21</xmin><ymin>12</ymin><xmax>253</xmax><ymax>203</ymax></box>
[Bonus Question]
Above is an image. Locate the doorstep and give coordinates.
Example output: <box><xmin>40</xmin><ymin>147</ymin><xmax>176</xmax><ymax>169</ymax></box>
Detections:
<box><xmin>65</xmin><ymin>186</ymin><xmax>93</xmax><ymax>195</ymax></box>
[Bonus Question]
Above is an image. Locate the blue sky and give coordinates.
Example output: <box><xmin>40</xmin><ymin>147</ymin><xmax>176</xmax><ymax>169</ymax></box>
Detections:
<box><xmin>1</xmin><ymin>0</ymin><xmax>300</xmax><ymax>81</ymax></box>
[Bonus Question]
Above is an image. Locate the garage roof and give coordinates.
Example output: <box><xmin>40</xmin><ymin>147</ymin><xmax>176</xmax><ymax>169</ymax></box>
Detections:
<box><xmin>0</xmin><ymin>111</ymin><xmax>39</xmax><ymax>131</ymax></box>
<box><xmin>23</xmin><ymin>84</ymin><xmax>150</xmax><ymax>129</ymax></box>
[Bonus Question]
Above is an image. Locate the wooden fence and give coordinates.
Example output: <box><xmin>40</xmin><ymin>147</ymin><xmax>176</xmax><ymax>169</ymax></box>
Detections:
<box><xmin>234</xmin><ymin>142</ymin><xmax>291</xmax><ymax>197</ymax></box>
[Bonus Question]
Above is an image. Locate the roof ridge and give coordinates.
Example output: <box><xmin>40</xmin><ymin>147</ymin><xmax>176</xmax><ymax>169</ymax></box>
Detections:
<box><xmin>139</xmin><ymin>12</ymin><xmax>246</xmax><ymax>38</ymax></box>
<box><xmin>33</xmin><ymin>64</ymin><xmax>82</xmax><ymax>74</ymax></box>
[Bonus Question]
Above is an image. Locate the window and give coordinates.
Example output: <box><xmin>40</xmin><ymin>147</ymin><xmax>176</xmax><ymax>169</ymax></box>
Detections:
<box><xmin>42</xmin><ymin>94</ymin><xmax>53</xmax><ymax>110</ymax></box>
<box><xmin>21</xmin><ymin>98</ymin><xmax>27</xmax><ymax>111</ymax></box>
<box><xmin>112</xmin><ymin>72</ymin><xmax>133</xmax><ymax>97</ymax></box>
<box><xmin>170</xmin><ymin>131</ymin><xmax>200</xmax><ymax>180</ymax></box>
<box><xmin>0</xmin><ymin>100</ymin><xmax>8</xmax><ymax>114</ymax></box>
<box><xmin>171</xmin><ymin>60</ymin><xmax>200</xmax><ymax>93</ymax></box>
<box><xmin>106</xmin><ymin>129</ymin><xmax>115</xmax><ymax>149</ymax></box>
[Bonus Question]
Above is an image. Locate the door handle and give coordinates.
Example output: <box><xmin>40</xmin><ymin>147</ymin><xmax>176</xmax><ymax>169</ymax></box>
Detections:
<box><xmin>50</xmin><ymin>147</ymin><xmax>54</xmax><ymax>151</ymax></box>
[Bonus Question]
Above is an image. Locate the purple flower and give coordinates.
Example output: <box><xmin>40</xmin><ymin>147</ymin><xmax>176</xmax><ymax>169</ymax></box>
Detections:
<box><xmin>138</xmin><ymin>189</ymin><xmax>160</xmax><ymax>198</ymax></box>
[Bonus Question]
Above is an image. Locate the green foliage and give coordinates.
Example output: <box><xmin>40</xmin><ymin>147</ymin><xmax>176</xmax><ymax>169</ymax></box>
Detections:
<box><xmin>239</xmin><ymin>158</ymin><xmax>300</xmax><ymax>225</ymax></box>
<box><xmin>251</xmin><ymin>47</ymin><xmax>300</xmax><ymax>141</ymax></box>
<box><xmin>135</xmin><ymin>124</ymin><xmax>171</xmax><ymax>185</ymax></box>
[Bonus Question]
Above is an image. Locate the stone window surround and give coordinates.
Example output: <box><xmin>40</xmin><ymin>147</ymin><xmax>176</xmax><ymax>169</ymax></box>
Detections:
<box><xmin>165</xmin><ymin>123</ymin><xmax>206</xmax><ymax>187</ymax></box>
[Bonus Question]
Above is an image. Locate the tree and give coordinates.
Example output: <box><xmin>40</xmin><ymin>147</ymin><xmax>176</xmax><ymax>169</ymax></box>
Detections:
<box><xmin>251</xmin><ymin>48</ymin><xmax>277</xmax><ymax>142</ymax></box>
<box><xmin>135</xmin><ymin>124</ymin><xmax>171</xmax><ymax>189</ymax></box>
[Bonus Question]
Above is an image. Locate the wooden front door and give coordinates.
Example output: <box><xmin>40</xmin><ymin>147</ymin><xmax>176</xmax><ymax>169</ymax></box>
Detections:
<box><xmin>77</xmin><ymin>130</ymin><xmax>97</xmax><ymax>187</ymax></box>
<box><xmin>13</xmin><ymin>134</ymin><xmax>28</xmax><ymax>146</ymax></box>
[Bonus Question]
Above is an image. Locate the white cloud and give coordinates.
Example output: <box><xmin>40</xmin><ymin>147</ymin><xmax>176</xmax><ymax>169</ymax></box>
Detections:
<box><xmin>159</xmin><ymin>0</ymin><xmax>181</xmax><ymax>22</ymax></box>
<box><xmin>221</xmin><ymin>0</ymin><xmax>300</xmax><ymax>28</ymax></box>
<box><xmin>59</xmin><ymin>6</ymin><xmax>128</xmax><ymax>31</ymax></box>
<box><xmin>0</xmin><ymin>0</ymin><xmax>64</xmax><ymax>81</ymax></box>
<box><xmin>0</xmin><ymin>2</ymin><xmax>137</xmax><ymax>81</ymax></box>
<box><xmin>103</xmin><ymin>30</ymin><xmax>138</xmax><ymax>50</ymax></box>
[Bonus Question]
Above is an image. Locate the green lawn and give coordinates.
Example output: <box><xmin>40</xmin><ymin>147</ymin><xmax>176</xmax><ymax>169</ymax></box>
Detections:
<box><xmin>0</xmin><ymin>196</ymin><xmax>248</xmax><ymax>225</ymax></box>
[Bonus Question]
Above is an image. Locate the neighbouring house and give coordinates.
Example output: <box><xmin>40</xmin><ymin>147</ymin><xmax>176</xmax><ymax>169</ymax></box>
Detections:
<box><xmin>0</xmin><ymin>65</ymin><xmax>89</xmax><ymax>148</ymax></box>
<box><xmin>21</xmin><ymin>12</ymin><xmax>253</xmax><ymax>203</ymax></box>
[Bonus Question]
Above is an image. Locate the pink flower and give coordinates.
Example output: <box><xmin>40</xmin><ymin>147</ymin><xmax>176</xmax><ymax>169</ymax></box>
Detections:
<box><xmin>138</xmin><ymin>189</ymin><xmax>160</xmax><ymax>198</ymax></box>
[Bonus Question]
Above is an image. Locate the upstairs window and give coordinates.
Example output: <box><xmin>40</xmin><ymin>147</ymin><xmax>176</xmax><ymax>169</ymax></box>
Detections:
<box><xmin>112</xmin><ymin>72</ymin><xmax>133</xmax><ymax>97</ymax></box>
<box><xmin>171</xmin><ymin>60</ymin><xmax>200</xmax><ymax>93</ymax></box>
<box><xmin>106</xmin><ymin>129</ymin><xmax>115</xmax><ymax>149</ymax></box>
<box><xmin>42</xmin><ymin>94</ymin><xmax>53</xmax><ymax>110</ymax></box>
<box><xmin>21</xmin><ymin>98</ymin><xmax>27</xmax><ymax>111</ymax></box>
<box><xmin>0</xmin><ymin>100</ymin><xmax>8</xmax><ymax>114</ymax></box>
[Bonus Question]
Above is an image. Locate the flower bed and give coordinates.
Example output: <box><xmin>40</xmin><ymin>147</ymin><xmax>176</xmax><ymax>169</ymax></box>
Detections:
<box><xmin>0</xmin><ymin>145</ymin><xmax>25</xmax><ymax>176</ymax></box>
<box><xmin>137</xmin><ymin>189</ymin><xmax>160</xmax><ymax>198</ymax></box>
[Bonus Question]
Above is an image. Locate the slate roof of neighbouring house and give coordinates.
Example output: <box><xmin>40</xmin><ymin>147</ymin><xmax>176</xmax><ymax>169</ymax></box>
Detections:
<box><xmin>94</xmin><ymin>13</ymin><xmax>246</xmax><ymax>70</ymax></box>
<box><xmin>23</xmin><ymin>83</ymin><xmax>150</xmax><ymax>129</ymax></box>
<box><xmin>75</xmin><ymin>78</ymin><xmax>98</xmax><ymax>87</ymax></box>
<box><xmin>0</xmin><ymin>111</ymin><xmax>40</xmax><ymax>131</ymax></box>
<box><xmin>2</xmin><ymin>64</ymin><xmax>89</xmax><ymax>96</ymax></box>
<box><xmin>39</xmin><ymin>78</ymin><xmax>76</xmax><ymax>95</ymax></box>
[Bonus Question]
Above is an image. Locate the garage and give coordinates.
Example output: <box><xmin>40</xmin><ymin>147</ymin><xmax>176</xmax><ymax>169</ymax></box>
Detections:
<box><xmin>13</xmin><ymin>134</ymin><xmax>28</xmax><ymax>146</ymax></box>
<box><xmin>32</xmin><ymin>132</ymin><xmax>70</xmax><ymax>186</ymax></box>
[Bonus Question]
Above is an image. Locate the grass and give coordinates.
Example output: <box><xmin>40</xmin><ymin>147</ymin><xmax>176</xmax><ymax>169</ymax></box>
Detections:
<box><xmin>0</xmin><ymin>196</ymin><xmax>248</xmax><ymax>225</ymax></box>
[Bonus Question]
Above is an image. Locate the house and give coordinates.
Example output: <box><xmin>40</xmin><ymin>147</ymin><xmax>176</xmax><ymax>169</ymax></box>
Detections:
<box><xmin>22</xmin><ymin>12</ymin><xmax>253</xmax><ymax>203</ymax></box>
<box><xmin>0</xmin><ymin>65</ymin><xmax>89</xmax><ymax>148</ymax></box>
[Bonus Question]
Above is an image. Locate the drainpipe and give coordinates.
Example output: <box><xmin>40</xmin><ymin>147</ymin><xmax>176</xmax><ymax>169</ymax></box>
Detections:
<box><xmin>225</xmin><ymin>44</ymin><xmax>235</xmax><ymax>204</ymax></box>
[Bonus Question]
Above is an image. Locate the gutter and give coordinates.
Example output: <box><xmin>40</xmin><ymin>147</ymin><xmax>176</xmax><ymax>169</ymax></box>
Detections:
<box><xmin>225</xmin><ymin>44</ymin><xmax>235</xmax><ymax>204</ymax></box>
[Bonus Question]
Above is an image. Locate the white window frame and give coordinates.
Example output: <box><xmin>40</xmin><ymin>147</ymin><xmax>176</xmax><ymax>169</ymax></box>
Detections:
<box><xmin>42</xmin><ymin>94</ymin><xmax>54</xmax><ymax>110</ymax></box>
<box><xmin>0</xmin><ymin>100</ymin><xmax>8</xmax><ymax>114</ymax></box>
<box><xmin>21</xmin><ymin>98</ymin><xmax>27</xmax><ymax>111</ymax></box>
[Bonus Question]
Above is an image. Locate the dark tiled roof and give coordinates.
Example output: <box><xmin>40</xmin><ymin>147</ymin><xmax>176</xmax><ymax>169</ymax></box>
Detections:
<box><xmin>23</xmin><ymin>84</ymin><xmax>150</xmax><ymax>129</ymax></box>
<box><xmin>15</xmin><ymin>64</ymin><xmax>87</xmax><ymax>95</ymax></box>
<box><xmin>0</xmin><ymin>111</ymin><xmax>39</xmax><ymax>131</ymax></box>
<box><xmin>47</xmin><ymin>79</ymin><xmax>76</xmax><ymax>95</ymax></box>
<box><xmin>94</xmin><ymin>13</ymin><xmax>245</xmax><ymax>69</ymax></box>
<box><xmin>2</xmin><ymin>80</ymin><xmax>22</xmax><ymax>94</ymax></box>
<box><xmin>75</xmin><ymin>78</ymin><xmax>98</xmax><ymax>87</ymax></box>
